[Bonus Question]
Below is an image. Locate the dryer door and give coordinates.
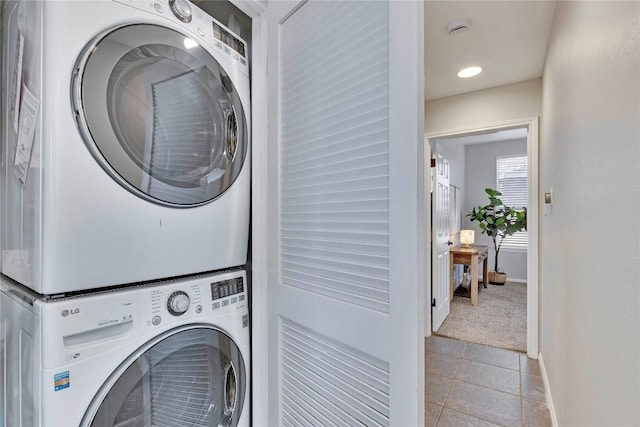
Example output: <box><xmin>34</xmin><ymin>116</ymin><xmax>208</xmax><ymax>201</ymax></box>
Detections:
<box><xmin>82</xmin><ymin>326</ymin><xmax>246</xmax><ymax>427</ymax></box>
<box><xmin>73</xmin><ymin>24</ymin><xmax>248</xmax><ymax>207</ymax></box>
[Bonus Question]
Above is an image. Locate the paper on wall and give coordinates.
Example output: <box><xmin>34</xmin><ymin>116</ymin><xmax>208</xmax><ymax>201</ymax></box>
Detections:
<box><xmin>9</xmin><ymin>31</ymin><xmax>24</xmax><ymax>134</ymax></box>
<box><xmin>14</xmin><ymin>86</ymin><xmax>40</xmax><ymax>186</ymax></box>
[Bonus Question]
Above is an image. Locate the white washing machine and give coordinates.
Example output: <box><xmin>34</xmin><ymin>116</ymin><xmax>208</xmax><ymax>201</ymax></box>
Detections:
<box><xmin>0</xmin><ymin>269</ymin><xmax>250</xmax><ymax>427</ymax></box>
<box><xmin>1</xmin><ymin>0</ymin><xmax>251</xmax><ymax>294</ymax></box>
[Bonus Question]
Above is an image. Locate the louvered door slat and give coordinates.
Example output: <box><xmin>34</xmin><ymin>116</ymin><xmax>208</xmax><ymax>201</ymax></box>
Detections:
<box><xmin>281</xmin><ymin>320</ymin><xmax>390</xmax><ymax>426</ymax></box>
<box><xmin>281</xmin><ymin>237</ymin><xmax>388</xmax><ymax>256</ymax></box>
<box><xmin>282</xmin><ymin>372</ymin><xmax>364</xmax><ymax>426</ymax></box>
<box><xmin>280</xmin><ymin>255</ymin><xmax>388</xmax><ymax>282</ymax></box>
<box><xmin>283</xmin><ymin>332</ymin><xmax>389</xmax><ymax>394</ymax></box>
<box><xmin>282</xmin><ymin>198</ymin><xmax>388</xmax><ymax>214</ymax></box>
<box><xmin>282</xmin><ymin>72</ymin><xmax>389</xmax><ymax>131</ymax></box>
<box><xmin>283</xmin><ymin>395</ymin><xmax>335</xmax><ymax>426</ymax></box>
<box><xmin>282</xmin><ymin>138</ymin><xmax>388</xmax><ymax>173</ymax></box>
<box><xmin>282</xmin><ymin>154</ymin><xmax>388</xmax><ymax>184</ymax></box>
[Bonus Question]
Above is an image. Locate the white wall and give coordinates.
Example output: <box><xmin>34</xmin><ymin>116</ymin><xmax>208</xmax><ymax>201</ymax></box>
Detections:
<box><xmin>540</xmin><ymin>2</ymin><xmax>640</xmax><ymax>425</ymax></box>
<box><xmin>464</xmin><ymin>139</ymin><xmax>527</xmax><ymax>281</ymax></box>
<box><xmin>425</xmin><ymin>78</ymin><xmax>541</xmax><ymax>133</ymax></box>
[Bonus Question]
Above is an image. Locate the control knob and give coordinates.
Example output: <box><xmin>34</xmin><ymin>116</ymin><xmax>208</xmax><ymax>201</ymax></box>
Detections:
<box><xmin>167</xmin><ymin>291</ymin><xmax>190</xmax><ymax>316</ymax></box>
<box><xmin>169</xmin><ymin>0</ymin><xmax>192</xmax><ymax>23</ymax></box>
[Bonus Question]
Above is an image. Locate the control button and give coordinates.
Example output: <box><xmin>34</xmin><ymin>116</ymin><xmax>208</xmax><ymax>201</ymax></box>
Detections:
<box><xmin>223</xmin><ymin>46</ymin><xmax>231</xmax><ymax>54</ymax></box>
<box><xmin>240</xmin><ymin>58</ymin><xmax>246</xmax><ymax>65</ymax></box>
<box><xmin>212</xmin><ymin>302</ymin><xmax>221</xmax><ymax>310</ymax></box>
<box><xmin>221</xmin><ymin>299</ymin><xmax>230</xmax><ymax>307</ymax></box>
<box><xmin>169</xmin><ymin>0</ymin><xmax>192</xmax><ymax>23</ymax></box>
<box><xmin>230</xmin><ymin>297</ymin><xmax>238</xmax><ymax>304</ymax></box>
<box><xmin>232</xmin><ymin>52</ymin><xmax>239</xmax><ymax>60</ymax></box>
<box><xmin>214</xmin><ymin>41</ymin><xmax>223</xmax><ymax>49</ymax></box>
<box><xmin>152</xmin><ymin>315</ymin><xmax>162</xmax><ymax>325</ymax></box>
<box><xmin>195</xmin><ymin>304</ymin><xmax>203</xmax><ymax>314</ymax></box>
<box><xmin>239</xmin><ymin>295</ymin><xmax>245</xmax><ymax>302</ymax></box>
<box><xmin>167</xmin><ymin>291</ymin><xmax>190</xmax><ymax>316</ymax></box>
<box><xmin>197</xmin><ymin>27</ymin><xmax>205</xmax><ymax>37</ymax></box>
<box><xmin>153</xmin><ymin>3</ymin><xmax>164</xmax><ymax>13</ymax></box>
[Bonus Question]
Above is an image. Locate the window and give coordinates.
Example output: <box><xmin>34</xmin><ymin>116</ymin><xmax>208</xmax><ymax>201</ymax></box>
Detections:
<box><xmin>497</xmin><ymin>155</ymin><xmax>528</xmax><ymax>249</ymax></box>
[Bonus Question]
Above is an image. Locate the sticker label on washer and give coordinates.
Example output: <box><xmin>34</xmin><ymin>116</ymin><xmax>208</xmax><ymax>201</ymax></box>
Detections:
<box><xmin>54</xmin><ymin>371</ymin><xmax>70</xmax><ymax>391</ymax></box>
<box><xmin>9</xmin><ymin>30</ymin><xmax>24</xmax><ymax>134</ymax></box>
<box><xmin>14</xmin><ymin>86</ymin><xmax>40</xmax><ymax>186</ymax></box>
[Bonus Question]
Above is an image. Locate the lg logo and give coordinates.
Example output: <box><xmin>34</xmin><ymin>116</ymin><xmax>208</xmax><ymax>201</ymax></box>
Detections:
<box><xmin>61</xmin><ymin>308</ymin><xmax>80</xmax><ymax>317</ymax></box>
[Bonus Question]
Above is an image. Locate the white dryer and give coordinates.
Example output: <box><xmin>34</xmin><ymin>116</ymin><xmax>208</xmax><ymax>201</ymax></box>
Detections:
<box><xmin>0</xmin><ymin>269</ymin><xmax>250</xmax><ymax>427</ymax></box>
<box><xmin>1</xmin><ymin>0</ymin><xmax>250</xmax><ymax>294</ymax></box>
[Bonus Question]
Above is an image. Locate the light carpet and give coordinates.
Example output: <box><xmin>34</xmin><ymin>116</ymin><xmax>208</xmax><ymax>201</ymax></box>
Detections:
<box><xmin>435</xmin><ymin>281</ymin><xmax>527</xmax><ymax>352</ymax></box>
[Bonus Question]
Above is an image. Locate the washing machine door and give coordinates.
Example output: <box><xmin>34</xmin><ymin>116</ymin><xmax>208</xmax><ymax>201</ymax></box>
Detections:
<box><xmin>73</xmin><ymin>24</ymin><xmax>248</xmax><ymax>207</ymax></box>
<box><xmin>82</xmin><ymin>326</ymin><xmax>246</xmax><ymax>427</ymax></box>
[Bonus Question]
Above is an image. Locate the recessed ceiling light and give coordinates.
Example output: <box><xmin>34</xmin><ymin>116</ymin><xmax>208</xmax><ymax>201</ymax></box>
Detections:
<box><xmin>457</xmin><ymin>66</ymin><xmax>483</xmax><ymax>78</ymax></box>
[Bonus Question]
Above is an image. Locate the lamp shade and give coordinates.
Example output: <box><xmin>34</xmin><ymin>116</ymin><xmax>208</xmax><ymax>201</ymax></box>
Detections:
<box><xmin>460</xmin><ymin>229</ymin><xmax>475</xmax><ymax>246</ymax></box>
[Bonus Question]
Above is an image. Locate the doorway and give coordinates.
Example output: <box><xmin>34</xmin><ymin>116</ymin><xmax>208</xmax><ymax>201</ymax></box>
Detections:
<box><xmin>425</xmin><ymin>117</ymin><xmax>539</xmax><ymax>358</ymax></box>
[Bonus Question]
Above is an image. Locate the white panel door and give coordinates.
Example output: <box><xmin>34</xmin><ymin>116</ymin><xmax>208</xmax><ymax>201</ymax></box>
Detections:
<box><xmin>432</xmin><ymin>149</ymin><xmax>451</xmax><ymax>331</ymax></box>
<box><xmin>264</xmin><ymin>1</ymin><xmax>424</xmax><ymax>425</ymax></box>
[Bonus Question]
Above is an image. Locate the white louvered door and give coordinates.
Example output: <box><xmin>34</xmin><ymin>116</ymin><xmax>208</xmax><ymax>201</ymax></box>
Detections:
<box><xmin>264</xmin><ymin>1</ymin><xmax>424</xmax><ymax>425</ymax></box>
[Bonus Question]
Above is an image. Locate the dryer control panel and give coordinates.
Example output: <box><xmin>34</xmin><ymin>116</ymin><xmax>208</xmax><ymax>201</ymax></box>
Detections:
<box><xmin>112</xmin><ymin>0</ymin><xmax>249</xmax><ymax>74</ymax></box>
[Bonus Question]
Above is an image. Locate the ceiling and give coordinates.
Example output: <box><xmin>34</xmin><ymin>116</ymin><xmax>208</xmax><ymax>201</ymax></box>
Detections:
<box><xmin>424</xmin><ymin>1</ymin><xmax>557</xmax><ymax>101</ymax></box>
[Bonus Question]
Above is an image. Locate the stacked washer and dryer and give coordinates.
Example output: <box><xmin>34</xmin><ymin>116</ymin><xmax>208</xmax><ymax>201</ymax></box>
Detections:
<box><xmin>1</xmin><ymin>0</ymin><xmax>251</xmax><ymax>426</ymax></box>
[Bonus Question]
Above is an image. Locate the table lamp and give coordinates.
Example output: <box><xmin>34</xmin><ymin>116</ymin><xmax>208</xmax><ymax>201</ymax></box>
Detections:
<box><xmin>460</xmin><ymin>230</ymin><xmax>475</xmax><ymax>248</ymax></box>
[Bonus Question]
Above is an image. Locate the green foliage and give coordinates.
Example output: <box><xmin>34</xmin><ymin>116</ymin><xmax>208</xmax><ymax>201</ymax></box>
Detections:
<box><xmin>467</xmin><ymin>188</ymin><xmax>527</xmax><ymax>271</ymax></box>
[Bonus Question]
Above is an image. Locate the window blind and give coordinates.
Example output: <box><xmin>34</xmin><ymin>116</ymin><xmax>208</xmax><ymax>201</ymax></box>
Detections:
<box><xmin>497</xmin><ymin>155</ymin><xmax>527</xmax><ymax>249</ymax></box>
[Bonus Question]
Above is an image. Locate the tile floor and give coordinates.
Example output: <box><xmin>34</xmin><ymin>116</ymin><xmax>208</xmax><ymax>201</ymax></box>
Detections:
<box><xmin>425</xmin><ymin>335</ymin><xmax>552</xmax><ymax>427</ymax></box>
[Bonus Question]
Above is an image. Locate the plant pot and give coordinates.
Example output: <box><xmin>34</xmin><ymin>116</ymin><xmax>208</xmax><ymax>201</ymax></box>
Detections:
<box><xmin>488</xmin><ymin>270</ymin><xmax>507</xmax><ymax>285</ymax></box>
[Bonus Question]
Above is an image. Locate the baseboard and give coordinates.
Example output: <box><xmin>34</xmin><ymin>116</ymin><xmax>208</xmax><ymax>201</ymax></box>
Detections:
<box><xmin>508</xmin><ymin>278</ymin><xmax>527</xmax><ymax>283</ymax></box>
<box><xmin>538</xmin><ymin>352</ymin><xmax>559</xmax><ymax>427</ymax></box>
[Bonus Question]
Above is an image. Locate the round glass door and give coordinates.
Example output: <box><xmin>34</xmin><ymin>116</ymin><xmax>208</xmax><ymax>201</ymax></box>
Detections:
<box><xmin>74</xmin><ymin>24</ymin><xmax>248</xmax><ymax>207</ymax></box>
<box><xmin>83</xmin><ymin>326</ymin><xmax>246</xmax><ymax>427</ymax></box>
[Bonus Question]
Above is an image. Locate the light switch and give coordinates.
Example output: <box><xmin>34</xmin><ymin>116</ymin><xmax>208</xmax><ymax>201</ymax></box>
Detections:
<box><xmin>544</xmin><ymin>188</ymin><xmax>553</xmax><ymax>216</ymax></box>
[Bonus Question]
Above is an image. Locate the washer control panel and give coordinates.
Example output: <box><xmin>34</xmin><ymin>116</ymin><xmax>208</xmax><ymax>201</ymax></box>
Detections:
<box><xmin>211</xmin><ymin>277</ymin><xmax>245</xmax><ymax>304</ymax></box>
<box><xmin>143</xmin><ymin>271</ymin><xmax>246</xmax><ymax>329</ymax></box>
<box><xmin>39</xmin><ymin>270</ymin><xmax>247</xmax><ymax>370</ymax></box>
<box><xmin>167</xmin><ymin>290</ymin><xmax>191</xmax><ymax>315</ymax></box>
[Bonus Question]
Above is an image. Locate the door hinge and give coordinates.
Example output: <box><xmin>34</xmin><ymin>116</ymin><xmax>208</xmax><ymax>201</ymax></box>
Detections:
<box><xmin>431</xmin><ymin>298</ymin><xmax>436</xmax><ymax>307</ymax></box>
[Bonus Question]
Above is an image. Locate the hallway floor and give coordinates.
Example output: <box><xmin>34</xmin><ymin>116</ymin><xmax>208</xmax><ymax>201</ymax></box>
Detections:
<box><xmin>425</xmin><ymin>336</ymin><xmax>552</xmax><ymax>427</ymax></box>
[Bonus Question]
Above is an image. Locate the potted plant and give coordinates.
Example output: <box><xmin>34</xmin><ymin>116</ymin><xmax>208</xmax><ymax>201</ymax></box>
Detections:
<box><xmin>467</xmin><ymin>188</ymin><xmax>527</xmax><ymax>285</ymax></box>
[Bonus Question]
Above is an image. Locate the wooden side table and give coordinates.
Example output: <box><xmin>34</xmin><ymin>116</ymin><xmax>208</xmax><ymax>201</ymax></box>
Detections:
<box><xmin>450</xmin><ymin>245</ymin><xmax>489</xmax><ymax>306</ymax></box>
